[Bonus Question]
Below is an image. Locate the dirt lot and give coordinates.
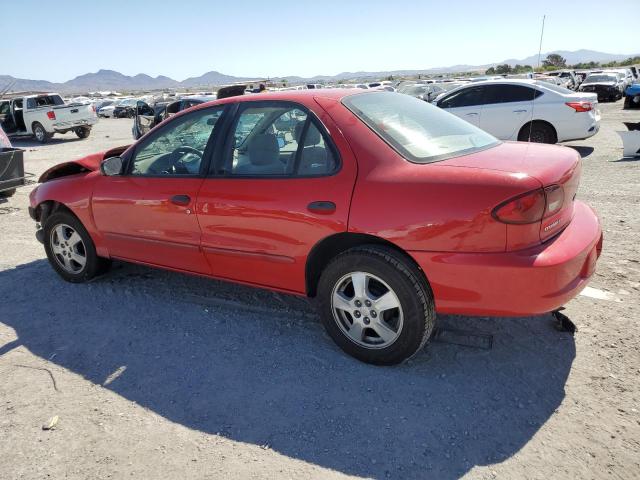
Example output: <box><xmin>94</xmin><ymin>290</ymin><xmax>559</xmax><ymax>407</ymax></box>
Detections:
<box><xmin>0</xmin><ymin>102</ymin><xmax>639</xmax><ymax>480</ymax></box>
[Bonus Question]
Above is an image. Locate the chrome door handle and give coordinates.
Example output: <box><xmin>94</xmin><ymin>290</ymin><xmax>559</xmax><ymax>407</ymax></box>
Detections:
<box><xmin>513</xmin><ymin>109</ymin><xmax>528</xmax><ymax>113</ymax></box>
<box><xmin>465</xmin><ymin>112</ymin><xmax>479</xmax><ymax>116</ymax></box>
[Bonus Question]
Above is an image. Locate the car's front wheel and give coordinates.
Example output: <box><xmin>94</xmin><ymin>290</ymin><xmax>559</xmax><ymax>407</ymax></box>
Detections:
<box><xmin>43</xmin><ymin>211</ymin><xmax>111</xmax><ymax>282</ymax></box>
<box><xmin>317</xmin><ymin>246</ymin><xmax>435</xmax><ymax>365</ymax></box>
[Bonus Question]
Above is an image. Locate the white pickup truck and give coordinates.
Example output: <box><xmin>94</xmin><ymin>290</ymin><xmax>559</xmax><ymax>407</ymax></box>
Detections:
<box><xmin>0</xmin><ymin>93</ymin><xmax>98</xmax><ymax>143</ymax></box>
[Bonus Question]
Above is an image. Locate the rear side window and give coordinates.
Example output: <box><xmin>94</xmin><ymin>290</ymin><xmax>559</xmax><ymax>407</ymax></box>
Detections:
<box><xmin>224</xmin><ymin>102</ymin><xmax>337</xmax><ymax>177</ymax></box>
<box><xmin>438</xmin><ymin>86</ymin><xmax>485</xmax><ymax>108</ymax></box>
<box><xmin>483</xmin><ymin>85</ymin><xmax>543</xmax><ymax>104</ymax></box>
<box><xmin>343</xmin><ymin>92</ymin><xmax>499</xmax><ymax>164</ymax></box>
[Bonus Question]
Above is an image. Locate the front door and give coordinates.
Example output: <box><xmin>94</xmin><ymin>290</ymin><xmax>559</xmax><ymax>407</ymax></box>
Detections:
<box><xmin>196</xmin><ymin>100</ymin><xmax>357</xmax><ymax>293</ymax></box>
<box><xmin>438</xmin><ymin>85</ymin><xmax>485</xmax><ymax>127</ymax></box>
<box><xmin>92</xmin><ymin>105</ymin><xmax>226</xmax><ymax>274</ymax></box>
<box><xmin>134</xmin><ymin>100</ymin><xmax>157</xmax><ymax>138</ymax></box>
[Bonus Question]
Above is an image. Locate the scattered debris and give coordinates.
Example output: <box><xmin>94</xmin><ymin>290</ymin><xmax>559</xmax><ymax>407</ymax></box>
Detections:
<box><xmin>12</xmin><ymin>364</ymin><xmax>59</xmax><ymax>392</ymax></box>
<box><xmin>552</xmin><ymin>309</ymin><xmax>577</xmax><ymax>334</ymax></box>
<box><xmin>42</xmin><ymin>415</ymin><xmax>59</xmax><ymax>430</ymax></box>
<box><xmin>433</xmin><ymin>327</ymin><xmax>493</xmax><ymax>350</ymax></box>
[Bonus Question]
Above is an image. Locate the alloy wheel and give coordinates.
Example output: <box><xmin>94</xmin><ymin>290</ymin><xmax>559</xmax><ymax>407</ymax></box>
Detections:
<box><xmin>331</xmin><ymin>271</ymin><xmax>404</xmax><ymax>349</ymax></box>
<box><xmin>50</xmin><ymin>223</ymin><xmax>87</xmax><ymax>273</ymax></box>
<box><xmin>35</xmin><ymin>126</ymin><xmax>45</xmax><ymax>142</ymax></box>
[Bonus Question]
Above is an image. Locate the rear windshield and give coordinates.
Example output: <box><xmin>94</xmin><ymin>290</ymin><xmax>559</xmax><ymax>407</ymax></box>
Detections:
<box><xmin>343</xmin><ymin>92</ymin><xmax>499</xmax><ymax>163</ymax></box>
<box><xmin>26</xmin><ymin>95</ymin><xmax>64</xmax><ymax>109</ymax></box>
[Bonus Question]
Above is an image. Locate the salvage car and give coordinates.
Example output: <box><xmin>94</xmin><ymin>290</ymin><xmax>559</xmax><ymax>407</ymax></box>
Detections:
<box><xmin>434</xmin><ymin>79</ymin><xmax>600</xmax><ymax>143</ymax></box>
<box><xmin>0</xmin><ymin>93</ymin><xmax>97</xmax><ymax>143</ymax></box>
<box><xmin>397</xmin><ymin>83</ymin><xmax>444</xmax><ymax>102</ymax></box>
<box><xmin>113</xmin><ymin>98</ymin><xmax>139</xmax><ymax>118</ymax></box>
<box><xmin>28</xmin><ymin>90</ymin><xmax>602</xmax><ymax>365</ymax></box>
<box><xmin>547</xmin><ymin>70</ymin><xmax>579</xmax><ymax>90</ymax></box>
<box><xmin>578</xmin><ymin>73</ymin><xmax>624</xmax><ymax>102</ymax></box>
<box><xmin>624</xmin><ymin>82</ymin><xmax>640</xmax><ymax>109</ymax></box>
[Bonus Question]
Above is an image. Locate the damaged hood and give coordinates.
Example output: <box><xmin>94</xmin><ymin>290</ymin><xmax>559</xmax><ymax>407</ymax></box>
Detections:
<box><xmin>38</xmin><ymin>145</ymin><xmax>130</xmax><ymax>183</ymax></box>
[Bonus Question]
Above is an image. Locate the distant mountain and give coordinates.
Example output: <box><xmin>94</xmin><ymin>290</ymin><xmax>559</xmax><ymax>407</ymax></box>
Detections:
<box><xmin>181</xmin><ymin>70</ymin><xmax>256</xmax><ymax>87</ymax></box>
<box><xmin>0</xmin><ymin>75</ymin><xmax>57</xmax><ymax>92</ymax></box>
<box><xmin>499</xmin><ymin>49</ymin><xmax>636</xmax><ymax>67</ymax></box>
<box><xmin>2</xmin><ymin>50</ymin><xmax>638</xmax><ymax>94</ymax></box>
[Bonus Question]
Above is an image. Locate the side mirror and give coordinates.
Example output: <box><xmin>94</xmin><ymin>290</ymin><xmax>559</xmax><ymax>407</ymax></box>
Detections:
<box><xmin>101</xmin><ymin>156</ymin><xmax>123</xmax><ymax>176</ymax></box>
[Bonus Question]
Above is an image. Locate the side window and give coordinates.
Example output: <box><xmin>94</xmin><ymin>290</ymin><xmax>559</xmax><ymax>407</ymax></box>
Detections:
<box><xmin>297</xmin><ymin>122</ymin><xmax>337</xmax><ymax>175</ymax></box>
<box><xmin>129</xmin><ymin>107</ymin><xmax>223</xmax><ymax>176</ymax></box>
<box><xmin>227</xmin><ymin>105</ymin><xmax>308</xmax><ymax>176</ymax></box>
<box><xmin>484</xmin><ymin>85</ymin><xmax>542</xmax><ymax>104</ymax></box>
<box><xmin>439</xmin><ymin>86</ymin><xmax>485</xmax><ymax>108</ymax></box>
<box><xmin>26</xmin><ymin>98</ymin><xmax>36</xmax><ymax>109</ymax></box>
<box><xmin>225</xmin><ymin>102</ymin><xmax>337</xmax><ymax>177</ymax></box>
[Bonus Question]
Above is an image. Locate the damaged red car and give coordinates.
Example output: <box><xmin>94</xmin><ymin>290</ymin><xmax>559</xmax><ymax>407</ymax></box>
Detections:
<box><xmin>29</xmin><ymin>90</ymin><xmax>602</xmax><ymax>365</ymax></box>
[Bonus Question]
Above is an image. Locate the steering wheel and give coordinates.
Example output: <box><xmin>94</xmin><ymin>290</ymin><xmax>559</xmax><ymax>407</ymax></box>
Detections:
<box><xmin>164</xmin><ymin>146</ymin><xmax>203</xmax><ymax>174</ymax></box>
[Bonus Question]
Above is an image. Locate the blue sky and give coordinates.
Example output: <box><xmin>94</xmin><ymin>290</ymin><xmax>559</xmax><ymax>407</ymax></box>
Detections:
<box><xmin>2</xmin><ymin>0</ymin><xmax>636</xmax><ymax>81</ymax></box>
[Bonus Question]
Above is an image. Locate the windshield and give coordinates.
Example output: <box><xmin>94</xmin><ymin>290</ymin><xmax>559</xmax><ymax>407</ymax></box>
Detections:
<box><xmin>584</xmin><ymin>75</ymin><xmax>616</xmax><ymax>83</ymax></box>
<box><xmin>343</xmin><ymin>92</ymin><xmax>499</xmax><ymax>163</ymax></box>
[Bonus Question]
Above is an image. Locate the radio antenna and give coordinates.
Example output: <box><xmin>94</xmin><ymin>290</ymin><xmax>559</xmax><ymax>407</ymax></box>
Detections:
<box><xmin>528</xmin><ymin>15</ymin><xmax>546</xmax><ymax>142</ymax></box>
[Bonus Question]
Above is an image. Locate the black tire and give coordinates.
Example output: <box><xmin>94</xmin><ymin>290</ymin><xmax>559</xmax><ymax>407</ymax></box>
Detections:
<box><xmin>518</xmin><ymin>122</ymin><xmax>557</xmax><ymax>144</ymax></box>
<box><xmin>317</xmin><ymin>245</ymin><xmax>436</xmax><ymax>365</ymax></box>
<box><xmin>43</xmin><ymin>210</ymin><xmax>111</xmax><ymax>283</ymax></box>
<box><xmin>32</xmin><ymin>122</ymin><xmax>50</xmax><ymax>144</ymax></box>
<box><xmin>0</xmin><ymin>188</ymin><xmax>16</xmax><ymax>198</ymax></box>
<box><xmin>75</xmin><ymin>127</ymin><xmax>91</xmax><ymax>139</ymax></box>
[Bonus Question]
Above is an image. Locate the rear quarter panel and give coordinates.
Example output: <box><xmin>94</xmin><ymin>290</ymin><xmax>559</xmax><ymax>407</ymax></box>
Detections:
<box><xmin>316</xmin><ymin>96</ymin><xmax>541</xmax><ymax>253</ymax></box>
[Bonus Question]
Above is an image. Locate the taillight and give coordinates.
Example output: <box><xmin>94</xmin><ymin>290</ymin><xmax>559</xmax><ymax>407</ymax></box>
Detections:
<box><xmin>492</xmin><ymin>185</ymin><xmax>565</xmax><ymax>224</ymax></box>
<box><xmin>544</xmin><ymin>184</ymin><xmax>564</xmax><ymax>216</ymax></box>
<box><xmin>565</xmin><ymin>101</ymin><xmax>593</xmax><ymax>112</ymax></box>
<box><xmin>47</xmin><ymin>111</ymin><xmax>56</xmax><ymax>120</ymax></box>
<box><xmin>92</xmin><ymin>105</ymin><xmax>96</xmax><ymax>112</ymax></box>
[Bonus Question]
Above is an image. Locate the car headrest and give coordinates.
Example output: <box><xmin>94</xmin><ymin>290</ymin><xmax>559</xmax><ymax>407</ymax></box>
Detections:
<box><xmin>248</xmin><ymin>134</ymin><xmax>279</xmax><ymax>166</ymax></box>
<box><xmin>305</xmin><ymin>125</ymin><xmax>322</xmax><ymax>146</ymax></box>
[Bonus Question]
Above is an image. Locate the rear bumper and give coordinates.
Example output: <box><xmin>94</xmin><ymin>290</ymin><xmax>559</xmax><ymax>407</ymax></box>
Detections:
<box><xmin>410</xmin><ymin>201</ymin><xmax>602</xmax><ymax>316</ymax></box>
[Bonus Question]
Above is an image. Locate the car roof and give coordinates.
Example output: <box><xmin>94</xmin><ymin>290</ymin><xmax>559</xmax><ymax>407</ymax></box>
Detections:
<box><xmin>199</xmin><ymin>88</ymin><xmax>365</xmax><ymax>108</ymax></box>
<box><xmin>159</xmin><ymin>88</ymin><xmax>372</xmax><ymax>124</ymax></box>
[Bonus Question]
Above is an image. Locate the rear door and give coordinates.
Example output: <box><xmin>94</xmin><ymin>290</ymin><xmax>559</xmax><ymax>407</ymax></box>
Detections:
<box><xmin>92</xmin><ymin>105</ymin><xmax>226</xmax><ymax>274</ymax></box>
<box><xmin>196</xmin><ymin>99</ymin><xmax>357</xmax><ymax>293</ymax></box>
<box><xmin>480</xmin><ymin>84</ymin><xmax>541</xmax><ymax>140</ymax></box>
<box><xmin>437</xmin><ymin>86</ymin><xmax>484</xmax><ymax>126</ymax></box>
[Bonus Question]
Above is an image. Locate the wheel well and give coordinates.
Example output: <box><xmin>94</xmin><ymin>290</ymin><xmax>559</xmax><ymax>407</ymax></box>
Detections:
<box><xmin>34</xmin><ymin>200</ymin><xmax>73</xmax><ymax>224</ymax></box>
<box><xmin>31</xmin><ymin>121</ymin><xmax>42</xmax><ymax>133</ymax></box>
<box><xmin>518</xmin><ymin>120</ymin><xmax>558</xmax><ymax>143</ymax></box>
<box><xmin>305</xmin><ymin>233</ymin><xmax>427</xmax><ymax>297</ymax></box>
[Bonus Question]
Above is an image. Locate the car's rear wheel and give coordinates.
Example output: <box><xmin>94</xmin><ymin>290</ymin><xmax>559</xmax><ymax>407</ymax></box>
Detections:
<box><xmin>75</xmin><ymin>127</ymin><xmax>91</xmax><ymax>139</ymax></box>
<box><xmin>43</xmin><ymin>211</ymin><xmax>111</xmax><ymax>283</ymax></box>
<box><xmin>317</xmin><ymin>246</ymin><xmax>435</xmax><ymax>365</ymax></box>
<box><xmin>33</xmin><ymin>122</ymin><xmax>50</xmax><ymax>144</ymax></box>
<box><xmin>518</xmin><ymin>122</ymin><xmax>557</xmax><ymax>144</ymax></box>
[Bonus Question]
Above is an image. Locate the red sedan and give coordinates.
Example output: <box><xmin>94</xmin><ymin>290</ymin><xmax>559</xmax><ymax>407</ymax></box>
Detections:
<box><xmin>29</xmin><ymin>89</ymin><xmax>602</xmax><ymax>365</ymax></box>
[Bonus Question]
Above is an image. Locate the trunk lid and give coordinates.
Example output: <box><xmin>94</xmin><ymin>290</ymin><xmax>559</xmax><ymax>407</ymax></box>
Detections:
<box><xmin>440</xmin><ymin>141</ymin><xmax>581</xmax><ymax>244</ymax></box>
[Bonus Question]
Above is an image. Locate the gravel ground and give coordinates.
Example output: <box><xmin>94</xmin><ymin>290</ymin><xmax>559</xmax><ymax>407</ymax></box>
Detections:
<box><xmin>0</xmin><ymin>103</ymin><xmax>638</xmax><ymax>480</ymax></box>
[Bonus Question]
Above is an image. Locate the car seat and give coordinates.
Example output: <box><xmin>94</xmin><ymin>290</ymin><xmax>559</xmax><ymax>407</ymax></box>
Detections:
<box><xmin>235</xmin><ymin>133</ymin><xmax>285</xmax><ymax>175</ymax></box>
